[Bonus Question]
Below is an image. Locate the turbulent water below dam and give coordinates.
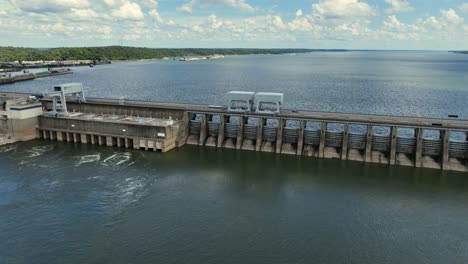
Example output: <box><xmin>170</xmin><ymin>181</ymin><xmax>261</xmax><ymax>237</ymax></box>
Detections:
<box><xmin>1</xmin><ymin>52</ymin><xmax>468</xmax><ymax>263</ymax></box>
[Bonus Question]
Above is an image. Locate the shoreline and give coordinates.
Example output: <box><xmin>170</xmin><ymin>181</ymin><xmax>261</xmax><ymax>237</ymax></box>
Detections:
<box><xmin>3</xmin><ymin>50</ymin><xmax>460</xmax><ymax>71</ymax></box>
<box><xmin>1</xmin><ymin>62</ymin><xmax>109</xmax><ymax>72</ymax></box>
<box><xmin>0</xmin><ymin>47</ymin><xmax>333</xmax><ymax>70</ymax></box>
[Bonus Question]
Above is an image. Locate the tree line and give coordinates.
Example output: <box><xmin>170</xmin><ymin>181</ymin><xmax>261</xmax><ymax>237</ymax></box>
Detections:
<box><xmin>0</xmin><ymin>46</ymin><xmax>348</xmax><ymax>62</ymax></box>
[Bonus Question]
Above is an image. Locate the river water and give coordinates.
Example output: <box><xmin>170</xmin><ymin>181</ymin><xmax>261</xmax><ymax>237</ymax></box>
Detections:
<box><xmin>1</xmin><ymin>52</ymin><xmax>468</xmax><ymax>263</ymax></box>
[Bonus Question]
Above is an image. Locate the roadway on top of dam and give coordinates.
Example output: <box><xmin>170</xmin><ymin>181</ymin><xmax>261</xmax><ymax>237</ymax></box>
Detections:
<box><xmin>2</xmin><ymin>91</ymin><xmax>467</xmax><ymax>130</ymax></box>
<box><xmin>39</xmin><ymin>96</ymin><xmax>468</xmax><ymax>131</ymax></box>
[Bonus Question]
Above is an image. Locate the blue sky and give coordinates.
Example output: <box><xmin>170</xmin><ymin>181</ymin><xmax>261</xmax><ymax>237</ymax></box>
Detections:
<box><xmin>1</xmin><ymin>0</ymin><xmax>468</xmax><ymax>49</ymax></box>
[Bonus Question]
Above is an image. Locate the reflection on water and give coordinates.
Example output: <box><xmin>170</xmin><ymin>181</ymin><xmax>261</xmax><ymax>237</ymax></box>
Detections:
<box><xmin>1</xmin><ymin>141</ymin><xmax>468</xmax><ymax>263</ymax></box>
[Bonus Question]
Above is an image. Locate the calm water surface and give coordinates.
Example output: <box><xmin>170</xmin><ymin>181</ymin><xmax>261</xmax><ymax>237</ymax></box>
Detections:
<box><xmin>1</xmin><ymin>52</ymin><xmax>468</xmax><ymax>263</ymax></box>
<box><xmin>3</xmin><ymin>51</ymin><xmax>468</xmax><ymax>118</ymax></box>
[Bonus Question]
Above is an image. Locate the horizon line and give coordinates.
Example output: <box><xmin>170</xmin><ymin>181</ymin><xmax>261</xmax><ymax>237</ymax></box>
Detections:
<box><xmin>0</xmin><ymin>45</ymin><xmax>464</xmax><ymax>52</ymax></box>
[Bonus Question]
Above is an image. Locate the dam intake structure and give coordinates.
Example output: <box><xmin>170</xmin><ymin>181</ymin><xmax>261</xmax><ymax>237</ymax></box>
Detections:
<box><xmin>2</xmin><ymin>84</ymin><xmax>468</xmax><ymax>172</ymax></box>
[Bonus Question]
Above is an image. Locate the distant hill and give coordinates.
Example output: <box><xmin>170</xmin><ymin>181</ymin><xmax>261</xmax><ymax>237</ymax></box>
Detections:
<box><xmin>450</xmin><ymin>51</ymin><xmax>468</xmax><ymax>55</ymax></box>
<box><xmin>0</xmin><ymin>46</ymin><xmax>348</xmax><ymax>62</ymax></box>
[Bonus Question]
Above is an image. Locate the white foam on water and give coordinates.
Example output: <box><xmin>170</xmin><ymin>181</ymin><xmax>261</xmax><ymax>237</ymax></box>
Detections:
<box><xmin>115</xmin><ymin>158</ymin><xmax>128</xmax><ymax>166</ymax></box>
<box><xmin>26</xmin><ymin>145</ymin><xmax>54</xmax><ymax>158</ymax></box>
<box><xmin>103</xmin><ymin>154</ymin><xmax>117</xmax><ymax>163</ymax></box>
<box><xmin>36</xmin><ymin>178</ymin><xmax>63</xmax><ymax>190</ymax></box>
<box><xmin>49</xmin><ymin>180</ymin><xmax>60</xmax><ymax>187</ymax></box>
<box><xmin>87</xmin><ymin>175</ymin><xmax>105</xmax><ymax>180</ymax></box>
<box><xmin>76</xmin><ymin>153</ymin><xmax>101</xmax><ymax>167</ymax></box>
<box><xmin>123</xmin><ymin>178</ymin><xmax>144</xmax><ymax>193</ymax></box>
<box><xmin>116</xmin><ymin>177</ymin><xmax>146</xmax><ymax>205</ymax></box>
<box><xmin>102</xmin><ymin>152</ymin><xmax>131</xmax><ymax>168</ymax></box>
<box><xmin>0</xmin><ymin>145</ymin><xmax>16</xmax><ymax>153</ymax></box>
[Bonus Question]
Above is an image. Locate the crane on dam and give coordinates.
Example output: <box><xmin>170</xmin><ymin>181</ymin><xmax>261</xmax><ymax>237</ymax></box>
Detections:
<box><xmin>44</xmin><ymin>83</ymin><xmax>86</xmax><ymax>117</ymax></box>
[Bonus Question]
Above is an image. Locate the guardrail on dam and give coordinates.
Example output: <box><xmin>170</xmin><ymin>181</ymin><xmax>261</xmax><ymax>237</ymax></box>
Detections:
<box><xmin>33</xmin><ymin>97</ymin><xmax>468</xmax><ymax>173</ymax></box>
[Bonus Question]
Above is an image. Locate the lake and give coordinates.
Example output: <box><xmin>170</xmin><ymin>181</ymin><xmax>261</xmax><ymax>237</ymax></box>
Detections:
<box><xmin>3</xmin><ymin>51</ymin><xmax>468</xmax><ymax>118</ymax></box>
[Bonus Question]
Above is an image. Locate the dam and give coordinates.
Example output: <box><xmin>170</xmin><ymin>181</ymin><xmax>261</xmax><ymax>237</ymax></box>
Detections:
<box><xmin>2</xmin><ymin>85</ymin><xmax>468</xmax><ymax>172</ymax></box>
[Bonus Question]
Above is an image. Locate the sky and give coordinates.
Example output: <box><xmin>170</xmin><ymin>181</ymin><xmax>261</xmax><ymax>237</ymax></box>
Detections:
<box><xmin>0</xmin><ymin>0</ymin><xmax>468</xmax><ymax>50</ymax></box>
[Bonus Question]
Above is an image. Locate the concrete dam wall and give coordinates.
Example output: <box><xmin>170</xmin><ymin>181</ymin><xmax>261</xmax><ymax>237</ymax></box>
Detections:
<box><xmin>33</xmin><ymin>97</ymin><xmax>468</xmax><ymax>173</ymax></box>
<box><xmin>0</xmin><ymin>117</ymin><xmax>7</xmax><ymax>134</ymax></box>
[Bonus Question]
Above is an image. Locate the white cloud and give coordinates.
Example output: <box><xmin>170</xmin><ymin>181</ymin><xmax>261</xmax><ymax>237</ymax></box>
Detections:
<box><xmin>383</xmin><ymin>15</ymin><xmax>404</xmax><ymax>30</ymax></box>
<box><xmin>385</xmin><ymin>0</ymin><xmax>414</xmax><ymax>13</ymax></box>
<box><xmin>2</xmin><ymin>0</ymin><xmax>468</xmax><ymax>49</ymax></box>
<box><xmin>419</xmin><ymin>16</ymin><xmax>442</xmax><ymax>30</ymax></box>
<box><xmin>382</xmin><ymin>15</ymin><xmax>417</xmax><ymax>32</ymax></box>
<box><xmin>227</xmin><ymin>0</ymin><xmax>255</xmax><ymax>12</ymax></box>
<box><xmin>140</xmin><ymin>0</ymin><xmax>158</xmax><ymax>9</ymax></box>
<box><xmin>272</xmin><ymin>16</ymin><xmax>286</xmax><ymax>30</ymax></box>
<box><xmin>335</xmin><ymin>22</ymin><xmax>370</xmax><ymax>36</ymax></box>
<box><xmin>288</xmin><ymin>16</ymin><xmax>316</xmax><ymax>32</ymax></box>
<box><xmin>192</xmin><ymin>24</ymin><xmax>204</xmax><ymax>32</ymax></box>
<box><xmin>101</xmin><ymin>0</ymin><xmax>118</xmax><ymax>7</ymax></box>
<box><xmin>111</xmin><ymin>1</ymin><xmax>144</xmax><ymax>20</ymax></box>
<box><xmin>70</xmin><ymin>8</ymin><xmax>101</xmax><ymax>21</ymax></box>
<box><xmin>460</xmin><ymin>3</ymin><xmax>468</xmax><ymax>13</ymax></box>
<box><xmin>149</xmin><ymin>9</ymin><xmax>163</xmax><ymax>23</ymax></box>
<box><xmin>208</xmin><ymin>14</ymin><xmax>223</xmax><ymax>30</ymax></box>
<box><xmin>377</xmin><ymin>9</ymin><xmax>467</xmax><ymax>42</ymax></box>
<box><xmin>177</xmin><ymin>2</ymin><xmax>193</xmax><ymax>14</ymax></box>
<box><xmin>183</xmin><ymin>14</ymin><xmax>293</xmax><ymax>42</ymax></box>
<box><xmin>10</xmin><ymin>0</ymin><xmax>90</xmax><ymax>13</ymax></box>
<box><xmin>440</xmin><ymin>9</ymin><xmax>464</xmax><ymax>25</ymax></box>
<box><xmin>177</xmin><ymin>0</ymin><xmax>255</xmax><ymax>14</ymax></box>
<box><xmin>312</xmin><ymin>0</ymin><xmax>375</xmax><ymax>19</ymax></box>
<box><xmin>373</xmin><ymin>16</ymin><xmax>417</xmax><ymax>40</ymax></box>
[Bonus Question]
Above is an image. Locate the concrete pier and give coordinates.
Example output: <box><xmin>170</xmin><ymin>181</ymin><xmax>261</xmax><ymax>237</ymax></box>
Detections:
<box><xmin>319</xmin><ymin>121</ymin><xmax>327</xmax><ymax>158</ymax></box>
<box><xmin>276</xmin><ymin>119</ymin><xmax>285</xmax><ymax>154</ymax></box>
<box><xmin>441</xmin><ymin>129</ymin><xmax>450</xmax><ymax>170</ymax></box>
<box><xmin>199</xmin><ymin>114</ymin><xmax>208</xmax><ymax>146</ymax></box>
<box><xmin>415</xmin><ymin>128</ymin><xmax>424</xmax><ymax>168</ymax></box>
<box><xmin>341</xmin><ymin>123</ymin><xmax>349</xmax><ymax>160</ymax></box>
<box><xmin>255</xmin><ymin>118</ymin><xmax>265</xmax><ymax>152</ymax></box>
<box><xmin>217</xmin><ymin>115</ymin><xmax>227</xmax><ymax>148</ymax></box>
<box><xmin>296</xmin><ymin>120</ymin><xmax>305</xmax><ymax>156</ymax></box>
<box><xmin>389</xmin><ymin>126</ymin><xmax>398</xmax><ymax>165</ymax></box>
<box><xmin>365</xmin><ymin>125</ymin><xmax>373</xmax><ymax>162</ymax></box>
<box><xmin>236</xmin><ymin>116</ymin><xmax>246</xmax><ymax>150</ymax></box>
